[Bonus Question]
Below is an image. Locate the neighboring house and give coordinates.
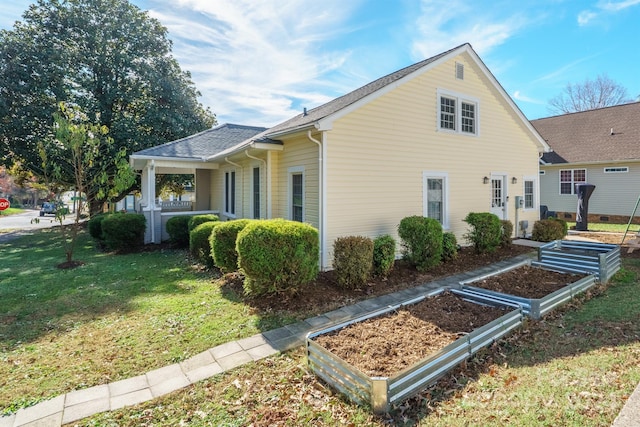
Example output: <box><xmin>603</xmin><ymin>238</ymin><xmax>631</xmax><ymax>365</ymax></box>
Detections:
<box><xmin>130</xmin><ymin>43</ymin><xmax>549</xmax><ymax>270</ymax></box>
<box><xmin>532</xmin><ymin>102</ymin><xmax>640</xmax><ymax>224</ymax></box>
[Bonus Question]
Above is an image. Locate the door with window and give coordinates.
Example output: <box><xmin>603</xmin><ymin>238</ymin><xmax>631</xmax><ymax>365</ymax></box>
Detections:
<box><xmin>490</xmin><ymin>175</ymin><xmax>507</xmax><ymax>219</ymax></box>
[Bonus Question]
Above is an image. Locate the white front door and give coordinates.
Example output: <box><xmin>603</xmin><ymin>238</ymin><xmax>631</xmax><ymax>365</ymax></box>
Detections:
<box><xmin>490</xmin><ymin>175</ymin><xmax>507</xmax><ymax>219</ymax></box>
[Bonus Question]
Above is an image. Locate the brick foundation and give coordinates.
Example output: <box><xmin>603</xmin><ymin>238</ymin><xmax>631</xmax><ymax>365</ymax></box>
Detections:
<box><xmin>553</xmin><ymin>212</ymin><xmax>640</xmax><ymax>225</ymax></box>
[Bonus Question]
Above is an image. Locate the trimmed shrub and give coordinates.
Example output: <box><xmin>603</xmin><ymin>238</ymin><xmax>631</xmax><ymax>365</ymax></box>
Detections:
<box><xmin>532</xmin><ymin>219</ymin><xmax>566</xmax><ymax>242</ymax></box>
<box><xmin>101</xmin><ymin>213</ymin><xmax>146</xmax><ymax>253</ymax></box>
<box><xmin>189</xmin><ymin>221</ymin><xmax>219</xmax><ymax>267</ymax></box>
<box><xmin>88</xmin><ymin>213</ymin><xmax>110</xmax><ymax>244</ymax></box>
<box><xmin>333</xmin><ymin>236</ymin><xmax>374</xmax><ymax>289</ymax></box>
<box><xmin>464</xmin><ymin>212</ymin><xmax>502</xmax><ymax>254</ymax></box>
<box><xmin>210</xmin><ymin>219</ymin><xmax>253</xmax><ymax>273</ymax></box>
<box><xmin>373</xmin><ymin>235</ymin><xmax>396</xmax><ymax>277</ymax></box>
<box><xmin>188</xmin><ymin>214</ymin><xmax>219</xmax><ymax>232</ymax></box>
<box><xmin>397</xmin><ymin>216</ymin><xmax>443</xmax><ymax>272</ymax></box>
<box><xmin>166</xmin><ymin>215</ymin><xmax>193</xmax><ymax>247</ymax></box>
<box><xmin>237</xmin><ymin>219</ymin><xmax>319</xmax><ymax>296</ymax></box>
<box><xmin>550</xmin><ymin>217</ymin><xmax>569</xmax><ymax>236</ymax></box>
<box><xmin>442</xmin><ymin>232</ymin><xmax>458</xmax><ymax>261</ymax></box>
<box><xmin>500</xmin><ymin>220</ymin><xmax>514</xmax><ymax>247</ymax></box>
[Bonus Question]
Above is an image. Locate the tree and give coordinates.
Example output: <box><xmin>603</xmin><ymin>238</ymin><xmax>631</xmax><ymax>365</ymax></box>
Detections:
<box><xmin>42</xmin><ymin>102</ymin><xmax>135</xmax><ymax>266</ymax></box>
<box><xmin>548</xmin><ymin>74</ymin><xmax>632</xmax><ymax>114</ymax></box>
<box><xmin>0</xmin><ymin>0</ymin><xmax>216</xmax><ymax>215</ymax></box>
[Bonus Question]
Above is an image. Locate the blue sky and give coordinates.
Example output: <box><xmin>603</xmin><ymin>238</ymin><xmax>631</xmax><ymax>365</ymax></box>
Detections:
<box><xmin>1</xmin><ymin>0</ymin><xmax>639</xmax><ymax>127</ymax></box>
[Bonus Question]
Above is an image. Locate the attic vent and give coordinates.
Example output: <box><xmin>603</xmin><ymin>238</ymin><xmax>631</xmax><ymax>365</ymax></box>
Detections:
<box><xmin>455</xmin><ymin>62</ymin><xmax>464</xmax><ymax>80</ymax></box>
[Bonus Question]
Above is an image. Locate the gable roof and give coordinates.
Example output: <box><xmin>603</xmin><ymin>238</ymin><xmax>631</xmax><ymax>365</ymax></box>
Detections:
<box><xmin>533</xmin><ymin>102</ymin><xmax>640</xmax><ymax>164</ymax></box>
<box><xmin>132</xmin><ymin>123</ymin><xmax>268</xmax><ymax>161</ymax></box>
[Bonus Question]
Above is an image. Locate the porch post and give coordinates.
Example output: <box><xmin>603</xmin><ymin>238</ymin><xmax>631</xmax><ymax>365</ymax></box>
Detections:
<box><xmin>141</xmin><ymin>160</ymin><xmax>161</xmax><ymax>244</ymax></box>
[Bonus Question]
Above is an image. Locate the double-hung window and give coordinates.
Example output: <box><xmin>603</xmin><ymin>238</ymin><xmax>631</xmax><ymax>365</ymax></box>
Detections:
<box><xmin>437</xmin><ymin>89</ymin><xmax>478</xmax><ymax>135</ymax></box>
<box><xmin>252</xmin><ymin>167</ymin><xmax>260</xmax><ymax>219</ymax></box>
<box><xmin>224</xmin><ymin>170</ymin><xmax>236</xmax><ymax>216</ymax></box>
<box><xmin>423</xmin><ymin>171</ymin><xmax>449</xmax><ymax>228</ymax></box>
<box><xmin>559</xmin><ymin>169</ymin><xmax>586</xmax><ymax>195</ymax></box>
<box><xmin>523</xmin><ymin>178</ymin><xmax>535</xmax><ymax>209</ymax></box>
<box><xmin>288</xmin><ymin>166</ymin><xmax>304</xmax><ymax>222</ymax></box>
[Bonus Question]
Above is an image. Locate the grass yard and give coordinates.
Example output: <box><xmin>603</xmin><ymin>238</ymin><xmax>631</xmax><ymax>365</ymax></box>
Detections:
<box><xmin>81</xmin><ymin>257</ymin><xmax>640</xmax><ymax>426</ymax></box>
<box><xmin>0</xmin><ymin>228</ymin><xmax>297</xmax><ymax>415</ymax></box>
<box><xmin>566</xmin><ymin>222</ymin><xmax>640</xmax><ymax>234</ymax></box>
<box><xmin>0</xmin><ymin>207</ymin><xmax>25</xmax><ymax>216</ymax></box>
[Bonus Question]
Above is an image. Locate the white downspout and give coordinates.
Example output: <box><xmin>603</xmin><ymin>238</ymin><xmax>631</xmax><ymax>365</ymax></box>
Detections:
<box><xmin>307</xmin><ymin>130</ymin><xmax>325</xmax><ymax>270</ymax></box>
<box><xmin>225</xmin><ymin>157</ymin><xmax>243</xmax><ymax>217</ymax></box>
<box><xmin>245</xmin><ymin>150</ymin><xmax>267</xmax><ymax>218</ymax></box>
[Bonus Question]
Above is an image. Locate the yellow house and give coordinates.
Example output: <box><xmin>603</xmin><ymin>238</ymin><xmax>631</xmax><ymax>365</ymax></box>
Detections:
<box><xmin>131</xmin><ymin>43</ymin><xmax>549</xmax><ymax>270</ymax></box>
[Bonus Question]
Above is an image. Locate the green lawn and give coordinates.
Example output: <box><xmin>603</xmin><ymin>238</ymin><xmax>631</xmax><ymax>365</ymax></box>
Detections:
<box><xmin>567</xmin><ymin>221</ymin><xmax>640</xmax><ymax>233</ymax></box>
<box><xmin>0</xmin><ymin>207</ymin><xmax>25</xmax><ymax>216</ymax></box>
<box><xmin>2</xmin><ymin>229</ymin><xmax>639</xmax><ymax>426</ymax></box>
<box><xmin>0</xmin><ymin>229</ymin><xmax>297</xmax><ymax>414</ymax></box>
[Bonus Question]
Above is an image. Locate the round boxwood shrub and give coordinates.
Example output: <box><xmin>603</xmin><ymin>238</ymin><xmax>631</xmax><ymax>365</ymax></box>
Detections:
<box><xmin>442</xmin><ymin>232</ymin><xmax>458</xmax><ymax>261</ymax></box>
<box><xmin>101</xmin><ymin>213</ymin><xmax>146</xmax><ymax>253</ymax></box>
<box><xmin>189</xmin><ymin>221</ymin><xmax>219</xmax><ymax>267</ymax></box>
<box><xmin>398</xmin><ymin>216</ymin><xmax>443</xmax><ymax>271</ymax></box>
<box><xmin>88</xmin><ymin>213</ymin><xmax>110</xmax><ymax>245</ymax></box>
<box><xmin>463</xmin><ymin>212</ymin><xmax>502</xmax><ymax>254</ymax></box>
<box><xmin>333</xmin><ymin>236</ymin><xmax>374</xmax><ymax>289</ymax></box>
<box><xmin>373</xmin><ymin>234</ymin><xmax>396</xmax><ymax>277</ymax></box>
<box><xmin>165</xmin><ymin>215</ymin><xmax>193</xmax><ymax>247</ymax></box>
<box><xmin>501</xmin><ymin>220</ymin><xmax>514</xmax><ymax>246</ymax></box>
<box><xmin>188</xmin><ymin>214</ymin><xmax>219</xmax><ymax>232</ymax></box>
<box><xmin>532</xmin><ymin>219</ymin><xmax>566</xmax><ymax>242</ymax></box>
<box><xmin>210</xmin><ymin>219</ymin><xmax>253</xmax><ymax>273</ymax></box>
<box><xmin>237</xmin><ymin>219</ymin><xmax>319</xmax><ymax>296</ymax></box>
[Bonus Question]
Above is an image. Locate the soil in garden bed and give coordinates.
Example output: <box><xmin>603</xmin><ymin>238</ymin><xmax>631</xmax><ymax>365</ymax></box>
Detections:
<box><xmin>467</xmin><ymin>265</ymin><xmax>588</xmax><ymax>299</ymax></box>
<box><xmin>312</xmin><ymin>291</ymin><xmax>508</xmax><ymax>377</ymax></box>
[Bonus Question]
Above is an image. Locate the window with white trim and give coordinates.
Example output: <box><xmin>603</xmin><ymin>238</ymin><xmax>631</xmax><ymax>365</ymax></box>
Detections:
<box><xmin>604</xmin><ymin>166</ymin><xmax>628</xmax><ymax>173</ymax></box>
<box><xmin>252</xmin><ymin>166</ymin><xmax>260</xmax><ymax>219</ymax></box>
<box><xmin>423</xmin><ymin>172</ymin><xmax>449</xmax><ymax>228</ymax></box>
<box><xmin>288</xmin><ymin>166</ymin><xmax>304</xmax><ymax>222</ymax></box>
<box><xmin>559</xmin><ymin>169</ymin><xmax>586</xmax><ymax>195</ymax></box>
<box><xmin>224</xmin><ymin>170</ymin><xmax>236</xmax><ymax>216</ymax></box>
<box><xmin>524</xmin><ymin>179</ymin><xmax>535</xmax><ymax>209</ymax></box>
<box><xmin>437</xmin><ymin>89</ymin><xmax>478</xmax><ymax>135</ymax></box>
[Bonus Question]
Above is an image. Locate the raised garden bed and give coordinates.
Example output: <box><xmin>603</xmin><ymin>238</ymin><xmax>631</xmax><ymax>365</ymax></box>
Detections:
<box><xmin>533</xmin><ymin>240</ymin><xmax>620</xmax><ymax>283</ymax></box>
<box><xmin>457</xmin><ymin>260</ymin><xmax>597</xmax><ymax>319</ymax></box>
<box><xmin>306</xmin><ymin>289</ymin><xmax>522</xmax><ymax>414</ymax></box>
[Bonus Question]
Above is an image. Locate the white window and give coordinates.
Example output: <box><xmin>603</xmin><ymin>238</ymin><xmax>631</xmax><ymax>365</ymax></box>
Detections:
<box><xmin>437</xmin><ymin>89</ymin><xmax>478</xmax><ymax>135</ymax></box>
<box><xmin>523</xmin><ymin>178</ymin><xmax>536</xmax><ymax>209</ymax></box>
<box><xmin>559</xmin><ymin>169</ymin><xmax>586</xmax><ymax>195</ymax></box>
<box><xmin>423</xmin><ymin>171</ymin><xmax>449</xmax><ymax>228</ymax></box>
<box><xmin>288</xmin><ymin>166</ymin><xmax>304</xmax><ymax>222</ymax></box>
<box><xmin>604</xmin><ymin>166</ymin><xmax>628</xmax><ymax>173</ymax></box>
<box><xmin>224</xmin><ymin>170</ymin><xmax>236</xmax><ymax>216</ymax></box>
<box><xmin>252</xmin><ymin>166</ymin><xmax>260</xmax><ymax>219</ymax></box>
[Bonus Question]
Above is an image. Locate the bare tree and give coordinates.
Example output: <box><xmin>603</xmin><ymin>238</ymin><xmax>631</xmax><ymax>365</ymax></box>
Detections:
<box><xmin>548</xmin><ymin>74</ymin><xmax>632</xmax><ymax>114</ymax></box>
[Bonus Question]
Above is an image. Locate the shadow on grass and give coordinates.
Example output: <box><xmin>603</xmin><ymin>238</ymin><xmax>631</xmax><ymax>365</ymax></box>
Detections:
<box><xmin>0</xmin><ymin>228</ymin><xmax>194</xmax><ymax>350</ymax></box>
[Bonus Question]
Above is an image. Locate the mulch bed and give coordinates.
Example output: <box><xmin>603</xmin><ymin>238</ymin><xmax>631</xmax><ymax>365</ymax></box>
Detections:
<box><xmin>312</xmin><ymin>291</ymin><xmax>508</xmax><ymax>377</ymax></box>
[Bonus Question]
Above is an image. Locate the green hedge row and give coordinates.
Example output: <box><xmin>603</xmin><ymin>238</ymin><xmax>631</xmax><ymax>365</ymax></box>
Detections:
<box><xmin>88</xmin><ymin>212</ymin><xmax>146</xmax><ymax>253</ymax></box>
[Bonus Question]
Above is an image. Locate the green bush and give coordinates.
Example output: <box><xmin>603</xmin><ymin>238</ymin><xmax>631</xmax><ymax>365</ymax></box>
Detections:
<box><xmin>442</xmin><ymin>232</ymin><xmax>458</xmax><ymax>261</ymax></box>
<box><xmin>501</xmin><ymin>220</ymin><xmax>514</xmax><ymax>246</ymax></box>
<box><xmin>190</xmin><ymin>221</ymin><xmax>219</xmax><ymax>267</ymax></box>
<box><xmin>464</xmin><ymin>212</ymin><xmax>502</xmax><ymax>254</ymax></box>
<box><xmin>101</xmin><ymin>213</ymin><xmax>146</xmax><ymax>253</ymax></box>
<box><xmin>373</xmin><ymin>235</ymin><xmax>396</xmax><ymax>277</ymax></box>
<box><xmin>397</xmin><ymin>216</ymin><xmax>443</xmax><ymax>271</ymax></box>
<box><xmin>210</xmin><ymin>219</ymin><xmax>253</xmax><ymax>273</ymax></box>
<box><xmin>165</xmin><ymin>215</ymin><xmax>193</xmax><ymax>247</ymax></box>
<box><xmin>237</xmin><ymin>219</ymin><xmax>319</xmax><ymax>296</ymax></box>
<box><xmin>188</xmin><ymin>214</ymin><xmax>219</xmax><ymax>232</ymax></box>
<box><xmin>88</xmin><ymin>213</ymin><xmax>110</xmax><ymax>243</ymax></box>
<box><xmin>532</xmin><ymin>219</ymin><xmax>567</xmax><ymax>242</ymax></box>
<box><xmin>550</xmin><ymin>217</ymin><xmax>569</xmax><ymax>236</ymax></box>
<box><xmin>332</xmin><ymin>236</ymin><xmax>374</xmax><ymax>289</ymax></box>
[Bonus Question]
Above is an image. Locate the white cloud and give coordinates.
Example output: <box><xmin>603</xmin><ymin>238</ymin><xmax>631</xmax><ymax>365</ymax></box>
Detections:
<box><xmin>512</xmin><ymin>90</ymin><xmax>545</xmax><ymax>105</ymax></box>
<box><xmin>599</xmin><ymin>0</ymin><xmax>640</xmax><ymax>11</ymax></box>
<box><xmin>577</xmin><ymin>10</ymin><xmax>597</xmax><ymax>25</ymax></box>
<box><xmin>577</xmin><ymin>0</ymin><xmax>640</xmax><ymax>26</ymax></box>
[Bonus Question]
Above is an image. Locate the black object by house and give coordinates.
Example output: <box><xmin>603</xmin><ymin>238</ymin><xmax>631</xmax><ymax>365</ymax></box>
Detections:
<box><xmin>575</xmin><ymin>184</ymin><xmax>596</xmax><ymax>231</ymax></box>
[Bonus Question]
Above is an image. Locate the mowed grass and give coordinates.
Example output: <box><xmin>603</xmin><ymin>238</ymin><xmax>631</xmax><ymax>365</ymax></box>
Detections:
<box><xmin>0</xmin><ymin>228</ymin><xmax>296</xmax><ymax>414</ymax></box>
<box><xmin>566</xmin><ymin>221</ymin><xmax>640</xmax><ymax>234</ymax></box>
<box><xmin>83</xmin><ymin>259</ymin><xmax>640</xmax><ymax>426</ymax></box>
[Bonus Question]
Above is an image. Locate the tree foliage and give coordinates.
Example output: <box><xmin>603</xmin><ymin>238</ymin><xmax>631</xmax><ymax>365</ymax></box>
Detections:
<box><xmin>0</xmin><ymin>0</ymin><xmax>216</xmax><ymax>213</ymax></box>
<box><xmin>548</xmin><ymin>74</ymin><xmax>632</xmax><ymax>114</ymax></box>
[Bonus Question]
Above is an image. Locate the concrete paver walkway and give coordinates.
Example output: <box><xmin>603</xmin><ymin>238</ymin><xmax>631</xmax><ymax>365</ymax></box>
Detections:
<box><xmin>1</xmin><ymin>239</ymin><xmax>638</xmax><ymax>426</ymax></box>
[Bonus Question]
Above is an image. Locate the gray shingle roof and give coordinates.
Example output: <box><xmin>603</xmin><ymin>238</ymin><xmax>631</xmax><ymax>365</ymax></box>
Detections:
<box><xmin>133</xmin><ymin>123</ymin><xmax>268</xmax><ymax>159</ymax></box>
<box><xmin>533</xmin><ymin>102</ymin><xmax>640</xmax><ymax>164</ymax></box>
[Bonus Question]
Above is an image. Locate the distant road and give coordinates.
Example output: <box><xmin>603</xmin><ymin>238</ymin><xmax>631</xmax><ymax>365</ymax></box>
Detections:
<box><xmin>0</xmin><ymin>209</ymin><xmax>80</xmax><ymax>241</ymax></box>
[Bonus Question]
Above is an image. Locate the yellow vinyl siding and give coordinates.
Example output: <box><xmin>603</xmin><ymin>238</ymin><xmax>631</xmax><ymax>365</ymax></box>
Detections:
<box><xmin>324</xmin><ymin>52</ymin><xmax>541</xmax><ymax>255</ymax></box>
<box><xmin>272</xmin><ymin>137</ymin><xmax>320</xmax><ymax>229</ymax></box>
